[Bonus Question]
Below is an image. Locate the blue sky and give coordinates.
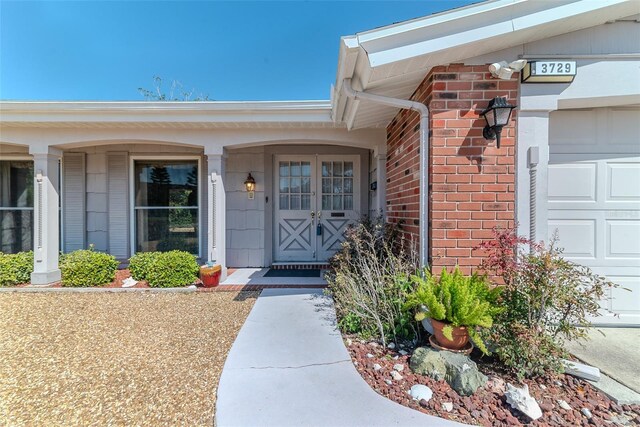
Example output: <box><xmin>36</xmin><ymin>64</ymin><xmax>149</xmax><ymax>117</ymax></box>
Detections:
<box><xmin>1</xmin><ymin>1</ymin><xmax>474</xmax><ymax>101</ymax></box>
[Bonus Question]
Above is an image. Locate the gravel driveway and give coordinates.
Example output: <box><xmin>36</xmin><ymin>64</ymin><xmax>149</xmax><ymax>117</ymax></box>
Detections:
<box><xmin>0</xmin><ymin>291</ymin><xmax>258</xmax><ymax>426</ymax></box>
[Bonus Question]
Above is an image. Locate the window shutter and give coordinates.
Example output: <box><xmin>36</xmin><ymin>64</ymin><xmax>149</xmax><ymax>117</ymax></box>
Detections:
<box><xmin>107</xmin><ymin>152</ymin><xmax>129</xmax><ymax>259</ymax></box>
<box><xmin>62</xmin><ymin>153</ymin><xmax>86</xmax><ymax>252</ymax></box>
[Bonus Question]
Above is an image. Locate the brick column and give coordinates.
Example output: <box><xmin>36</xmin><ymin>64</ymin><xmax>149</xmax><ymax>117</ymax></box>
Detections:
<box><xmin>385</xmin><ymin>64</ymin><xmax>518</xmax><ymax>274</ymax></box>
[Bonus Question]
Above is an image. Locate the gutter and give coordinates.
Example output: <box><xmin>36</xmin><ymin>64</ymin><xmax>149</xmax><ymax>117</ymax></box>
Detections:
<box><xmin>342</xmin><ymin>79</ymin><xmax>430</xmax><ymax>267</ymax></box>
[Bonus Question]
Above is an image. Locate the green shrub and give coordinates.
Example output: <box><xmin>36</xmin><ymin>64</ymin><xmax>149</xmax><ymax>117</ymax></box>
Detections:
<box><xmin>60</xmin><ymin>248</ymin><xmax>118</xmax><ymax>287</ymax></box>
<box><xmin>128</xmin><ymin>252</ymin><xmax>157</xmax><ymax>281</ymax></box>
<box><xmin>404</xmin><ymin>267</ymin><xmax>501</xmax><ymax>354</ymax></box>
<box><xmin>0</xmin><ymin>251</ymin><xmax>33</xmax><ymax>286</ymax></box>
<box><xmin>326</xmin><ymin>215</ymin><xmax>419</xmax><ymax>346</ymax></box>
<box><xmin>477</xmin><ymin>228</ymin><xmax>620</xmax><ymax>379</ymax></box>
<box><xmin>144</xmin><ymin>250</ymin><xmax>199</xmax><ymax>288</ymax></box>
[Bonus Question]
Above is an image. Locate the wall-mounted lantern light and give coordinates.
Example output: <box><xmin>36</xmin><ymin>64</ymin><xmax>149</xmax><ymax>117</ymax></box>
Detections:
<box><xmin>481</xmin><ymin>96</ymin><xmax>516</xmax><ymax>148</ymax></box>
<box><xmin>244</xmin><ymin>172</ymin><xmax>256</xmax><ymax>199</ymax></box>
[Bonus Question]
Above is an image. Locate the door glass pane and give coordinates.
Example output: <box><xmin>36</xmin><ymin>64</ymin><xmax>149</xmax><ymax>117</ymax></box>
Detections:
<box><xmin>333</xmin><ymin>178</ymin><xmax>342</xmax><ymax>194</ymax></box>
<box><xmin>333</xmin><ymin>162</ymin><xmax>343</xmax><ymax>177</ymax></box>
<box><xmin>279</xmin><ymin>194</ymin><xmax>289</xmax><ymax>210</ymax></box>
<box><xmin>344</xmin><ymin>195</ymin><xmax>353</xmax><ymax>210</ymax></box>
<box><xmin>135</xmin><ymin>208</ymin><xmax>198</xmax><ymax>254</ymax></box>
<box><xmin>301</xmin><ymin>177</ymin><xmax>311</xmax><ymax>193</ymax></box>
<box><xmin>344</xmin><ymin>162</ymin><xmax>354</xmax><ymax>177</ymax></box>
<box><xmin>279</xmin><ymin>177</ymin><xmax>289</xmax><ymax>193</ymax></box>
<box><xmin>301</xmin><ymin>195</ymin><xmax>311</xmax><ymax>210</ymax></box>
<box><xmin>279</xmin><ymin>162</ymin><xmax>290</xmax><ymax>177</ymax></box>
<box><xmin>344</xmin><ymin>178</ymin><xmax>353</xmax><ymax>194</ymax></box>
<box><xmin>290</xmin><ymin>177</ymin><xmax>301</xmax><ymax>193</ymax></box>
<box><xmin>332</xmin><ymin>195</ymin><xmax>342</xmax><ymax>210</ymax></box>
<box><xmin>134</xmin><ymin>161</ymin><xmax>198</xmax><ymax>207</ymax></box>
<box><xmin>322</xmin><ymin>195</ymin><xmax>331</xmax><ymax>210</ymax></box>
<box><xmin>290</xmin><ymin>194</ymin><xmax>301</xmax><ymax>210</ymax></box>
<box><xmin>322</xmin><ymin>178</ymin><xmax>331</xmax><ymax>194</ymax></box>
<box><xmin>301</xmin><ymin>162</ymin><xmax>311</xmax><ymax>177</ymax></box>
<box><xmin>0</xmin><ymin>161</ymin><xmax>34</xmax><ymax>208</ymax></box>
<box><xmin>322</xmin><ymin>162</ymin><xmax>331</xmax><ymax>177</ymax></box>
<box><xmin>0</xmin><ymin>210</ymin><xmax>33</xmax><ymax>253</ymax></box>
<box><xmin>290</xmin><ymin>162</ymin><xmax>301</xmax><ymax>177</ymax></box>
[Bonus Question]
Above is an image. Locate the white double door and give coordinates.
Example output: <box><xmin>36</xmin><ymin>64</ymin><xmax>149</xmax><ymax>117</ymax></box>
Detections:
<box><xmin>275</xmin><ymin>155</ymin><xmax>360</xmax><ymax>262</ymax></box>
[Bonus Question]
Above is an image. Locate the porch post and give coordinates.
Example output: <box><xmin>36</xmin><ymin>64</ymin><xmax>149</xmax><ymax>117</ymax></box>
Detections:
<box><xmin>517</xmin><ymin>111</ymin><xmax>551</xmax><ymax>245</ymax></box>
<box><xmin>30</xmin><ymin>147</ymin><xmax>62</xmax><ymax>285</ymax></box>
<box><xmin>207</xmin><ymin>152</ymin><xmax>227</xmax><ymax>281</ymax></box>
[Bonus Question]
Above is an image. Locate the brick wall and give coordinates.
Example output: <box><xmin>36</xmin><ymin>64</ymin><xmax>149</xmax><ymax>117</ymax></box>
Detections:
<box><xmin>385</xmin><ymin>64</ymin><xmax>518</xmax><ymax>274</ymax></box>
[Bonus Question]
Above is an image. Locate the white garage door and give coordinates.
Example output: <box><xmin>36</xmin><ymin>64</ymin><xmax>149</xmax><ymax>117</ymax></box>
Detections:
<box><xmin>548</xmin><ymin>107</ymin><xmax>640</xmax><ymax>325</ymax></box>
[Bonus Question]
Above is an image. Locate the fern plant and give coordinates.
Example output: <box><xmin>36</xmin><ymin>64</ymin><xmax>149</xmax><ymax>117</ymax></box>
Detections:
<box><xmin>404</xmin><ymin>266</ymin><xmax>502</xmax><ymax>354</ymax></box>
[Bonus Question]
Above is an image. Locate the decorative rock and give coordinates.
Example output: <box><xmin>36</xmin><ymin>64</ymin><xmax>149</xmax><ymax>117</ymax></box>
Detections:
<box><xmin>122</xmin><ymin>277</ymin><xmax>138</xmax><ymax>288</ymax></box>
<box><xmin>393</xmin><ymin>355</ymin><xmax>399</xmax><ymax>360</ymax></box>
<box><xmin>393</xmin><ymin>363</ymin><xmax>404</xmax><ymax>372</ymax></box>
<box><xmin>504</xmin><ymin>383</ymin><xmax>543</xmax><ymax>421</ymax></box>
<box><xmin>487</xmin><ymin>376</ymin><xmax>506</xmax><ymax>394</ymax></box>
<box><xmin>558</xmin><ymin>400</ymin><xmax>572</xmax><ymax>411</ymax></box>
<box><xmin>369</xmin><ymin>342</ymin><xmax>378</xmax><ymax>348</ymax></box>
<box><xmin>410</xmin><ymin>347</ymin><xmax>487</xmax><ymax>396</ymax></box>
<box><xmin>419</xmin><ymin>399</ymin><xmax>429</xmax><ymax>408</ymax></box>
<box><xmin>373</xmin><ymin>363</ymin><xmax>382</xmax><ymax>371</ymax></box>
<box><xmin>410</xmin><ymin>384</ymin><xmax>433</xmax><ymax>402</ymax></box>
<box><xmin>387</xmin><ymin>342</ymin><xmax>396</xmax><ymax>349</ymax></box>
<box><xmin>346</xmin><ymin>338</ymin><xmax>353</xmax><ymax>346</ymax></box>
<box><xmin>390</xmin><ymin>371</ymin><xmax>403</xmax><ymax>381</ymax></box>
<box><xmin>399</xmin><ymin>350</ymin><xmax>408</xmax><ymax>356</ymax></box>
<box><xmin>410</xmin><ymin>347</ymin><xmax>447</xmax><ymax>381</ymax></box>
<box><xmin>539</xmin><ymin>384</ymin><xmax>547</xmax><ymax>390</ymax></box>
<box><xmin>581</xmin><ymin>408</ymin><xmax>593</xmax><ymax>419</ymax></box>
<box><xmin>563</xmin><ymin>359</ymin><xmax>601</xmax><ymax>382</ymax></box>
<box><xmin>385</xmin><ymin>379</ymin><xmax>392</xmax><ymax>385</ymax></box>
<box><xmin>442</xmin><ymin>402</ymin><xmax>453</xmax><ymax>412</ymax></box>
<box><xmin>540</xmin><ymin>402</ymin><xmax>554</xmax><ymax>412</ymax></box>
<box><xmin>366</xmin><ymin>353</ymin><xmax>374</xmax><ymax>358</ymax></box>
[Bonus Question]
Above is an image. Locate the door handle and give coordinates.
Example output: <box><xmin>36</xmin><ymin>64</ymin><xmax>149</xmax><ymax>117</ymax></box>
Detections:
<box><xmin>317</xmin><ymin>211</ymin><xmax>322</xmax><ymax>219</ymax></box>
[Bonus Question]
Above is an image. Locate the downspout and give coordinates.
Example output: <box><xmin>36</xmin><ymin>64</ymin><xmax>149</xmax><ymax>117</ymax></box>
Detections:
<box><xmin>342</xmin><ymin>79</ymin><xmax>430</xmax><ymax>267</ymax></box>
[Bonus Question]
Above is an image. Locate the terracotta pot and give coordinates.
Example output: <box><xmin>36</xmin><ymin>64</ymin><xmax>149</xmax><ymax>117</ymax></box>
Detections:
<box><xmin>430</xmin><ymin>318</ymin><xmax>470</xmax><ymax>350</ymax></box>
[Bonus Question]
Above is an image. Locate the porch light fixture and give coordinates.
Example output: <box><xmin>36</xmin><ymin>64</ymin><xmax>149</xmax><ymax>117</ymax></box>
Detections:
<box><xmin>481</xmin><ymin>96</ymin><xmax>516</xmax><ymax>149</ymax></box>
<box><xmin>244</xmin><ymin>172</ymin><xmax>256</xmax><ymax>199</ymax></box>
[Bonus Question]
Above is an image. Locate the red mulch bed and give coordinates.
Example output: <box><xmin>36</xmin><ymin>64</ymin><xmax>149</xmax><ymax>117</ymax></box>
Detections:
<box><xmin>14</xmin><ymin>269</ymin><xmax>204</xmax><ymax>288</ymax></box>
<box><xmin>347</xmin><ymin>338</ymin><xmax>640</xmax><ymax>426</ymax></box>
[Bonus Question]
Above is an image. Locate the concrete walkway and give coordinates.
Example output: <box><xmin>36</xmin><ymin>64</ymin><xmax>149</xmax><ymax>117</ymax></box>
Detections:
<box><xmin>565</xmin><ymin>328</ymin><xmax>640</xmax><ymax>393</ymax></box>
<box><xmin>216</xmin><ymin>288</ymin><xmax>462</xmax><ymax>427</ymax></box>
<box><xmin>220</xmin><ymin>268</ymin><xmax>327</xmax><ymax>286</ymax></box>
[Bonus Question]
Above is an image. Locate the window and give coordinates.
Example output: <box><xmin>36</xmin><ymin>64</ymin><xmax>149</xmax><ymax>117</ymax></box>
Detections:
<box><xmin>0</xmin><ymin>160</ymin><xmax>34</xmax><ymax>253</ymax></box>
<box><xmin>133</xmin><ymin>160</ymin><xmax>199</xmax><ymax>255</ymax></box>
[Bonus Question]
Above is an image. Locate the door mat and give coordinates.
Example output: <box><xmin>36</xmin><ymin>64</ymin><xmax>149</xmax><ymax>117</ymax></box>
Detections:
<box><xmin>263</xmin><ymin>269</ymin><xmax>322</xmax><ymax>278</ymax></box>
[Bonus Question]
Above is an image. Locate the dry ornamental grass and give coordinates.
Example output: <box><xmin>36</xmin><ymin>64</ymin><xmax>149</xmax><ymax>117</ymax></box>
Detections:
<box><xmin>0</xmin><ymin>291</ymin><xmax>258</xmax><ymax>426</ymax></box>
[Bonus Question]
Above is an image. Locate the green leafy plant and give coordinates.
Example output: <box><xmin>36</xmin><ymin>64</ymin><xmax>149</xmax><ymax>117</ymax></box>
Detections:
<box><xmin>128</xmin><ymin>252</ymin><xmax>157</xmax><ymax>281</ymax></box>
<box><xmin>326</xmin><ymin>215</ymin><xmax>419</xmax><ymax>346</ymax></box>
<box><xmin>477</xmin><ymin>228</ymin><xmax>621</xmax><ymax>379</ymax></box>
<box><xmin>0</xmin><ymin>251</ymin><xmax>33</xmax><ymax>286</ymax></box>
<box><xmin>144</xmin><ymin>250</ymin><xmax>199</xmax><ymax>288</ymax></box>
<box><xmin>404</xmin><ymin>267</ymin><xmax>501</xmax><ymax>354</ymax></box>
<box><xmin>60</xmin><ymin>247</ymin><xmax>118</xmax><ymax>287</ymax></box>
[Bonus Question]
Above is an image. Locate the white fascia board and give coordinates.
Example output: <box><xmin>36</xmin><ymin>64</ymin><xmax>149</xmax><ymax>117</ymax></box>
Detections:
<box><xmin>362</xmin><ymin>0</ymin><xmax>639</xmax><ymax>69</ymax></box>
<box><xmin>0</xmin><ymin>100</ymin><xmax>334</xmax><ymax>124</ymax></box>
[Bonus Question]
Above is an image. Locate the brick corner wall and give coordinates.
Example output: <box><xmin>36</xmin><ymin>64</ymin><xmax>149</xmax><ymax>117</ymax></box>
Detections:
<box><xmin>385</xmin><ymin>63</ymin><xmax>519</xmax><ymax>274</ymax></box>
